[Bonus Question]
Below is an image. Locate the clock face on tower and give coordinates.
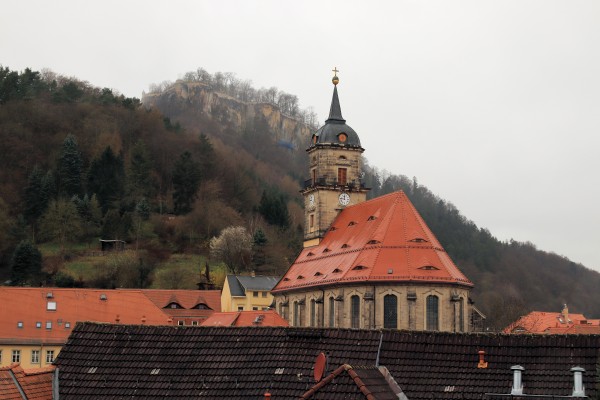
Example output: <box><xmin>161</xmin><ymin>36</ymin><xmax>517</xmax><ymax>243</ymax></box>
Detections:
<box><xmin>338</xmin><ymin>192</ymin><xmax>350</xmax><ymax>206</ymax></box>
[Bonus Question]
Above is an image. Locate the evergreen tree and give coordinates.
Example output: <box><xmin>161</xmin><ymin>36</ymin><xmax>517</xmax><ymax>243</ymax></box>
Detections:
<box><xmin>73</xmin><ymin>194</ymin><xmax>102</xmax><ymax>239</ymax></box>
<box><xmin>24</xmin><ymin>166</ymin><xmax>50</xmax><ymax>225</ymax></box>
<box><xmin>129</xmin><ymin>140</ymin><xmax>153</xmax><ymax>200</ymax></box>
<box><xmin>258</xmin><ymin>190</ymin><xmax>290</xmax><ymax>229</ymax></box>
<box><xmin>87</xmin><ymin>146</ymin><xmax>125</xmax><ymax>213</ymax></box>
<box><xmin>10</xmin><ymin>241</ymin><xmax>42</xmax><ymax>286</ymax></box>
<box><xmin>197</xmin><ymin>133</ymin><xmax>215</xmax><ymax>178</ymax></box>
<box><xmin>172</xmin><ymin>151</ymin><xmax>201</xmax><ymax>215</ymax></box>
<box><xmin>58</xmin><ymin>134</ymin><xmax>83</xmax><ymax>198</ymax></box>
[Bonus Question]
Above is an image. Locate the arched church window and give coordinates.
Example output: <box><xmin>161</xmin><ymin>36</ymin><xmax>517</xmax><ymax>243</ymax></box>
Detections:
<box><xmin>459</xmin><ymin>298</ymin><xmax>465</xmax><ymax>332</ymax></box>
<box><xmin>350</xmin><ymin>295</ymin><xmax>360</xmax><ymax>328</ymax></box>
<box><xmin>426</xmin><ymin>295</ymin><xmax>439</xmax><ymax>331</ymax></box>
<box><xmin>293</xmin><ymin>301</ymin><xmax>300</xmax><ymax>326</ymax></box>
<box><xmin>383</xmin><ymin>294</ymin><xmax>398</xmax><ymax>329</ymax></box>
<box><xmin>310</xmin><ymin>299</ymin><xmax>316</xmax><ymax>327</ymax></box>
<box><xmin>328</xmin><ymin>297</ymin><xmax>335</xmax><ymax>327</ymax></box>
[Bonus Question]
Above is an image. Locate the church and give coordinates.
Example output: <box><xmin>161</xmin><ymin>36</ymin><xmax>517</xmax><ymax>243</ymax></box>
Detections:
<box><xmin>271</xmin><ymin>71</ymin><xmax>474</xmax><ymax>331</ymax></box>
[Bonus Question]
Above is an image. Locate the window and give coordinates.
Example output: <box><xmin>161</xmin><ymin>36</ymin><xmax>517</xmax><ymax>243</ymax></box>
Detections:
<box><xmin>262</xmin><ymin>307</ymin><xmax>269</xmax><ymax>311</ymax></box>
<box><xmin>262</xmin><ymin>292</ymin><xmax>267</xmax><ymax>298</ymax></box>
<box><xmin>192</xmin><ymin>321</ymin><xmax>199</xmax><ymax>326</ymax></box>
<box><xmin>0</xmin><ymin>350</ymin><xmax>2</xmax><ymax>364</ymax></box>
<box><xmin>328</xmin><ymin>297</ymin><xmax>335</xmax><ymax>327</ymax></box>
<box><xmin>350</xmin><ymin>295</ymin><xmax>360</xmax><ymax>328</ymax></box>
<box><xmin>177</xmin><ymin>320</ymin><xmax>184</xmax><ymax>326</ymax></box>
<box><xmin>47</xmin><ymin>301</ymin><xmax>57</xmax><ymax>311</ymax></box>
<box><xmin>253</xmin><ymin>291</ymin><xmax>259</xmax><ymax>297</ymax></box>
<box><xmin>309</xmin><ymin>214</ymin><xmax>314</xmax><ymax>230</ymax></box>
<box><xmin>252</xmin><ymin>307</ymin><xmax>259</xmax><ymax>311</ymax></box>
<box><xmin>338</xmin><ymin>168</ymin><xmax>347</xmax><ymax>185</ymax></box>
<box><xmin>46</xmin><ymin>350</ymin><xmax>54</xmax><ymax>364</ymax></box>
<box><xmin>383</xmin><ymin>294</ymin><xmax>398</xmax><ymax>329</ymax></box>
<box><xmin>459</xmin><ymin>298</ymin><xmax>465</xmax><ymax>332</ymax></box>
<box><xmin>65</xmin><ymin>322</ymin><xmax>71</xmax><ymax>329</ymax></box>
<box><xmin>310</xmin><ymin>299</ymin><xmax>316</xmax><ymax>327</ymax></box>
<box><xmin>46</xmin><ymin>321</ymin><xmax>52</xmax><ymax>329</ymax></box>
<box><xmin>31</xmin><ymin>350</ymin><xmax>40</xmax><ymax>364</ymax></box>
<box><xmin>426</xmin><ymin>295</ymin><xmax>439</xmax><ymax>331</ymax></box>
<box><xmin>12</xmin><ymin>350</ymin><xmax>21</xmax><ymax>363</ymax></box>
<box><xmin>293</xmin><ymin>301</ymin><xmax>300</xmax><ymax>326</ymax></box>
<box><xmin>311</xmin><ymin>169</ymin><xmax>317</xmax><ymax>185</ymax></box>
<box><xmin>17</xmin><ymin>321</ymin><xmax>23</xmax><ymax>328</ymax></box>
<box><xmin>338</xmin><ymin>133</ymin><xmax>347</xmax><ymax>143</ymax></box>
<box><xmin>237</xmin><ymin>306</ymin><xmax>244</xmax><ymax>311</ymax></box>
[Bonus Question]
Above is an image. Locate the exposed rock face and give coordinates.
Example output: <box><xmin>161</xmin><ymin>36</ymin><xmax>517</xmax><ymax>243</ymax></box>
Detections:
<box><xmin>143</xmin><ymin>81</ymin><xmax>311</xmax><ymax>147</ymax></box>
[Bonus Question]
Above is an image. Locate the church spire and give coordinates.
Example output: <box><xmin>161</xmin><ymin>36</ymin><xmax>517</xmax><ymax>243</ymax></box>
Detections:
<box><xmin>326</xmin><ymin>67</ymin><xmax>345</xmax><ymax>123</ymax></box>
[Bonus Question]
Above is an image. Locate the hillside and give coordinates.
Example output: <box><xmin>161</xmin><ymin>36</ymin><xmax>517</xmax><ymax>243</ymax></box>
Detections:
<box><xmin>1</xmin><ymin>66</ymin><xmax>599</xmax><ymax>330</ymax></box>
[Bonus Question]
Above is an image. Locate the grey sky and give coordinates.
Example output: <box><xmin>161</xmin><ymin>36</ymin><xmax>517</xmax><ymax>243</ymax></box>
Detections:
<box><xmin>2</xmin><ymin>0</ymin><xmax>599</xmax><ymax>271</ymax></box>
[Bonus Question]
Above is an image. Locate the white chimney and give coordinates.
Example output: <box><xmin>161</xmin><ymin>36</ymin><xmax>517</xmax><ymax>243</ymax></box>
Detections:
<box><xmin>571</xmin><ymin>366</ymin><xmax>585</xmax><ymax>397</ymax></box>
<box><xmin>510</xmin><ymin>365</ymin><xmax>524</xmax><ymax>395</ymax></box>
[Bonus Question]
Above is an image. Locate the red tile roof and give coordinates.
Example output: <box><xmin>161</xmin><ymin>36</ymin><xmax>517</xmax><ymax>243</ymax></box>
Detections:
<box><xmin>139</xmin><ymin>289</ymin><xmax>221</xmax><ymax>319</ymax></box>
<box><xmin>201</xmin><ymin>310</ymin><xmax>289</xmax><ymax>327</ymax></box>
<box><xmin>504</xmin><ymin>310</ymin><xmax>600</xmax><ymax>334</ymax></box>
<box><xmin>0</xmin><ymin>288</ymin><xmax>173</xmax><ymax>344</ymax></box>
<box><xmin>273</xmin><ymin>191</ymin><xmax>472</xmax><ymax>292</ymax></box>
<box><xmin>0</xmin><ymin>363</ymin><xmax>55</xmax><ymax>400</ymax></box>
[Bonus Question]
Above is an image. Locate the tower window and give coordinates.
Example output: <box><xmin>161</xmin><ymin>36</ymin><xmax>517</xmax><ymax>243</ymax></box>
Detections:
<box><xmin>309</xmin><ymin>214</ymin><xmax>314</xmax><ymax>230</ymax></box>
<box><xmin>311</xmin><ymin>169</ymin><xmax>317</xmax><ymax>185</ymax></box>
<box><xmin>338</xmin><ymin>168</ymin><xmax>347</xmax><ymax>185</ymax></box>
<box><xmin>338</xmin><ymin>133</ymin><xmax>348</xmax><ymax>143</ymax></box>
<box><xmin>310</xmin><ymin>299</ymin><xmax>316</xmax><ymax>327</ymax></box>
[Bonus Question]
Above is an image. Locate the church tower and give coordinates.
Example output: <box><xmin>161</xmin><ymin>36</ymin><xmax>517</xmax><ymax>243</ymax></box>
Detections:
<box><xmin>302</xmin><ymin>69</ymin><xmax>369</xmax><ymax>247</ymax></box>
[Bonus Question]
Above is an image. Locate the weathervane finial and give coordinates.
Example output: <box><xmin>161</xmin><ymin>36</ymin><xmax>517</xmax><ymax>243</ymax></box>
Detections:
<box><xmin>332</xmin><ymin>67</ymin><xmax>339</xmax><ymax>85</ymax></box>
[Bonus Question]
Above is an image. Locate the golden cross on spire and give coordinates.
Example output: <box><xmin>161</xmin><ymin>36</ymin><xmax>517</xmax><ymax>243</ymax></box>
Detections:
<box><xmin>331</xmin><ymin>67</ymin><xmax>340</xmax><ymax>85</ymax></box>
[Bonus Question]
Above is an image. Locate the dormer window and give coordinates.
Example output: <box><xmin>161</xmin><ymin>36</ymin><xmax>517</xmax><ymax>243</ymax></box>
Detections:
<box><xmin>297</xmin><ymin>275</ymin><xmax>305</xmax><ymax>280</ymax></box>
<box><xmin>367</xmin><ymin>240</ymin><xmax>380</xmax><ymax>245</ymax></box>
<box><xmin>341</xmin><ymin>244</ymin><xmax>350</xmax><ymax>248</ymax></box>
<box><xmin>332</xmin><ymin>268</ymin><xmax>342</xmax><ymax>273</ymax></box>
<box><xmin>283</xmin><ymin>277</ymin><xmax>290</xmax><ymax>281</ymax></box>
<box><xmin>338</xmin><ymin>133</ymin><xmax>348</xmax><ymax>143</ymax></box>
<box><xmin>329</xmin><ymin>226</ymin><xmax>337</xmax><ymax>232</ymax></box>
<box><xmin>410</xmin><ymin>238</ymin><xmax>428</xmax><ymax>243</ymax></box>
<box><xmin>323</xmin><ymin>248</ymin><xmax>331</xmax><ymax>253</ymax></box>
<box><xmin>166</xmin><ymin>302</ymin><xmax>183</xmax><ymax>309</ymax></box>
<box><xmin>314</xmin><ymin>272</ymin><xmax>323</xmax><ymax>276</ymax></box>
<box><xmin>419</xmin><ymin>266</ymin><xmax>439</xmax><ymax>271</ymax></box>
<box><xmin>367</xmin><ymin>216</ymin><xmax>377</xmax><ymax>221</ymax></box>
<box><xmin>312</xmin><ymin>135</ymin><xmax>317</xmax><ymax>144</ymax></box>
<box><xmin>352</xmin><ymin>265</ymin><xmax>367</xmax><ymax>271</ymax></box>
<box><xmin>307</xmin><ymin>252</ymin><xmax>315</xmax><ymax>257</ymax></box>
<box><xmin>193</xmin><ymin>303</ymin><xmax>211</xmax><ymax>310</ymax></box>
<box><xmin>348</xmin><ymin>221</ymin><xmax>357</xmax><ymax>226</ymax></box>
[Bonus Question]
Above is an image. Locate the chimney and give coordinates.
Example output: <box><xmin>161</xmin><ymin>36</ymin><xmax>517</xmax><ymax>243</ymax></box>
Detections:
<box><xmin>571</xmin><ymin>367</ymin><xmax>585</xmax><ymax>397</ymax></box>
<box><xmin>562</xmin><ymin>304</ymin><xmax>569</xmax><ymax>323</ymax></box>
<box><xmin>477</xmin><ymin>350</ymin><xmax>488</xmax><ymax>368</ymax></box>
<box><xmin>510</xmin><ymin>365</ymin><xmax>524</xmax><ymax>395</ymax></box>
<box><xmin>251</xmin><ymin>270</ymin><xmax>256</xmax><ymax>278</ymax></box>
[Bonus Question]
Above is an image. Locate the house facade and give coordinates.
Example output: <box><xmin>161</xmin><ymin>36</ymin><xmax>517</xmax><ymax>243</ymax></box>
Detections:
<box><xmin>221</xmin><ymin>274</ymin><xmax>279</xmax><ymax>312</ymax></box>
<box><xmin>272</xmin><ymin>72</ymin><xmax>474</xmax><ymax>332</ymax></box>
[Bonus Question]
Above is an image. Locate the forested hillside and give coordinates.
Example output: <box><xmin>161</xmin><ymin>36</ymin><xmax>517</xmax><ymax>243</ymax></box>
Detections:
<box><xmin>1</xmin><ymin>66</ymin><xmax>599</xmax><ymax>331</ymax></box>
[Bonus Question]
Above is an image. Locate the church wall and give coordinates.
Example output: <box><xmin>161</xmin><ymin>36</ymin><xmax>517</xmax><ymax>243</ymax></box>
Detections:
<box><xmin>274</xmin><ymin>283</ymin><xmax>472</xmax><ymax>332</ymax></box>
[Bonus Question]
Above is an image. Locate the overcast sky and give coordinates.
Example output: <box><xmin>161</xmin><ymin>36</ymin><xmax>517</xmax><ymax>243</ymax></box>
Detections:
<box><xmin>2</xmin><ymin>0</ymin><xmax>599</xmax><ymax>272</ymax></box>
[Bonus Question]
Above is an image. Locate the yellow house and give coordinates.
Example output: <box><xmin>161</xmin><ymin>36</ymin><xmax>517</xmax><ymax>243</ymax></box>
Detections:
<box><xmin>221</xmin><ymin>274</ymin><xmax>279</xmax><ymax>312</ymax></box>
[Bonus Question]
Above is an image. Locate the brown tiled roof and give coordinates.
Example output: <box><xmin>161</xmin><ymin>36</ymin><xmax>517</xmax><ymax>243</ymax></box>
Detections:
<box><xmin>301</xmin><ymin>364</ymin><xmax>403</xmax><ymax>399</ymax></box>
<box><xmin>273</xmin><ymin>191</ymin><xmax>472</xmax><ymax>293</ymax></box>
<box><xmin>55</xmin><ymin>323</ymin><xmax>600</xmax><ymax>399</ymax></box>
<box><xmin>139</xmin><ymin>289</ymin><xmax>221</xmax><ymax>319</ymax></box>
<box><xmin>0</xmin><ymin>363</ymin><xmax>55</xmax><ymax>400</ymax></box>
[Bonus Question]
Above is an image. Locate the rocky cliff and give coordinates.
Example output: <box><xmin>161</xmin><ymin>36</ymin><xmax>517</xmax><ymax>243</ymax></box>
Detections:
<box><xmin>143</xmin><ymin>81</ymin><xmax>311</xmax><ymax>147</ymax></box>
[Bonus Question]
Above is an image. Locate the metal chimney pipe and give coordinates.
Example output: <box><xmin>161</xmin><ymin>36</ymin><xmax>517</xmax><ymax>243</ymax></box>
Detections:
<box><xmin>571</xmin><ymin>366</ymin><xmax>585</xmax><ymax>397</ymax></box>
<box><xmin>510</xmin><ymin>365</ymin><xmax>524</xmax><ymax>395</ymax></box>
